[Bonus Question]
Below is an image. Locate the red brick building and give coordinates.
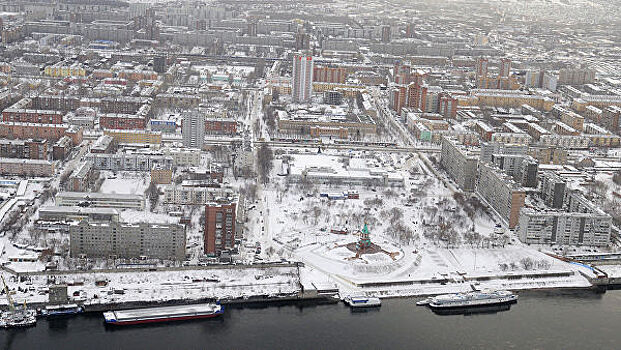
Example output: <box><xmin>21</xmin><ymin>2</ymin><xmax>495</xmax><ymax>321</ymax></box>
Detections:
<box><xmin>65</xmin><ymin>125</ymin><xmax>84</xmax><ymax>145</ymax></box>
<box><xmin>439</xmin><ymin>94</ymin><xmax>458</xmax><ymax>119</ymax></box>
<box><xmin>99</xmin><ymin>114</ymin><xmax>147</xmax><ymax>130</ymax></box>
<box><xmin>0</xmin><ymin>139</ymin><xmax>48</xmax><ymax>159</ymax></box>
<box><xmin>204</xmin><ymin>201</ymin><xmax>236</xmax><ymax>255</ymax></box>
<box><xmin>313</xmin><ymin>66</ymin><xmax>347</xmax><ymax>84</ymax></box>
<box><xmin>390</xmin><ymin>85</ymin><xmax>407</xmax><ymax>114</ymax></box>
<box><xmin>2</xmin><ymin>109</ymin><xmax>64</xmax><ymax>124</ymax></box>
<box><xmin>0</xmin><ymin>122</ymin><xmax>68</xmax><ymax>142</ymax></box>
<box><xmin>406</xmin><ymin>72</ymin><xmax>427</xmax><ymax>109</ymax></box>
<box><xmin>0</xmin><ymin>122</ymin><xmax>82</xmax><ymax>144</ymax></box>
<box><xmin>204</xmin><ymin>119</ymin><xmax>237</xmax><ymax>135</ymax></box>
<box><xmin>53</xmin><ymin>136</ymin><xmax>72</xmax><ymax>160</ymax></box>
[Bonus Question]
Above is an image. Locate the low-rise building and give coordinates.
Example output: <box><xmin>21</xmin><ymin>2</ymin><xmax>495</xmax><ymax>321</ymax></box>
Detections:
<box><xmin>56</xmin><ymin>192</ymin><xmax>144</xmax><ymax>210</ymax></box>
<box><xmin>0</xmin><ymin>139</ymin><xmax>48</xmax><ymax>159</ymax></box>
<box><xmin>87</xmin><ymin>152</ymin><xmax>173</xmax><ymax>172</ymax></box>
<box><xmin>204</xmin><ymin>118</ymin><xmax>237</xmax><ymax>135</ymax></box>
<box><xmin>67</xmin><ymin>161</ymin><xmax>94</xmax><ymax>192</ymax></box>
<box><xmin>276</xmin><ymin>109</ymin><xmax>376</xmax><ymax>139</ymax></box>
<box><xmin>53</xmin><ymin>136</ymin><xmax>72</xmax><ymax>160</ymax></box>
<box><xmin>103</xmin><ymin>129</ymin><xmax>161</xmax><ymax>145</ymax></box>
<box><xmin>162</xmin><ymin>147</ymin><xmax>201</xmax><ymax>167</ymax></box>
<box><xmin>90</xmin><ymin>135</ymin><xmax>115</xmax><ymax>154</ymax></box>
<box><xmin>0</xmin><ymin>158</ymin><xmax>55</xmax><ymax>176</ymax></box>
<box><xmin>38</xmin><ymin>206</ymin><xmax>120</xmax><ymax>223</ymax></box>
<box><xmin>163</xmin><ymin>185</ymin><xmax>235</xmax><ymax>205</ymax></box>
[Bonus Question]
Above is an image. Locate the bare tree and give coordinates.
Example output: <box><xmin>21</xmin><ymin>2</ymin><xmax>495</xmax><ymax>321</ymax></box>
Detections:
<box><xmin>257</xmin><ymin>144</ymin><xmax>274</xmax><ymax>184</ymax></box>
<box><xmin>520</xmin><ymin>257</ymin><xmax>535</xmax><ymax>270</ymax></box>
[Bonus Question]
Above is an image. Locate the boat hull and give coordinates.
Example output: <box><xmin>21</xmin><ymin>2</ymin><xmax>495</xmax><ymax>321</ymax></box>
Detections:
<box><xmin>344</xmin><ymin>297</ymin><xmax>381</xmax><ymax>308</ymax></box>
<box><xmin>429</xmin><ymin>295</ymin><xmax>518</xmax><ymax>309</ymax></box>
<box><xmin>431</xmin><ymin>303</ymin><xmax>513</xmax><ymax>316</ymax></box>
<box><xmin>106</xmin><ymin>311</ymin><xmax>223</xmax><ymax>326</ymax></box>
<box><xmin>104</xmin><ymin>304</ymin><xmax>224</xmax><ymax>326</ymax></box>
<box><xmin>40</xmin><ymin>307</ymin><xmax>83</xmax><ymax>317</ymax></box>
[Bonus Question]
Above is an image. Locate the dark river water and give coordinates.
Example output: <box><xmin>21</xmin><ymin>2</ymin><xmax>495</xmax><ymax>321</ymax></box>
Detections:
<box><xmin>3</xmin><ymin>289</ymin><xmax>621</xmax><ymax>350</ymax></box>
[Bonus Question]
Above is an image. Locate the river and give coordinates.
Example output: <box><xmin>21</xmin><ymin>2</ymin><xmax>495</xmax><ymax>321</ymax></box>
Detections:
<box><xmin>3</xmin><ymin>289</ymin><xmax>621</xmax><ymax>350</ymax></box>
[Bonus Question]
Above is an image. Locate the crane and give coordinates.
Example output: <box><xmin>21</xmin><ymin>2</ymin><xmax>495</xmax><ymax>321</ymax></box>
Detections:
<box><xmin>1</xmin><ymin>275</ymin><xmax>16</xmax><ymax>312</ymax></box>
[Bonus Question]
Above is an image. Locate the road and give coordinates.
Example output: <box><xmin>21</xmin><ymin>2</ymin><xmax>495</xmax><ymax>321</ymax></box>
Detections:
<box><xmin>256</xmin><ymin>140</ymin><xmax>440</xmax><ymax>153</ymax></box>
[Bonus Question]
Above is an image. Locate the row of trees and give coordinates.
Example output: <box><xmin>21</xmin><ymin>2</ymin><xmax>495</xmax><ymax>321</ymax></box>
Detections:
<box><xmin>499</xmin><ymin>257</ymin><xmax>551</xmax><ymax>271</ymax></box>
<box><xmin>257</xmin><ymin>144</ymin><xmax>274</xmax><ymax>184</ymax></box>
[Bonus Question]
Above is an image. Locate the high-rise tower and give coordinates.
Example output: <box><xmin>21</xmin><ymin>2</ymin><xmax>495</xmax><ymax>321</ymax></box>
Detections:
<box><xmin>292</xmin><ymin>54</ymin><xmax>314</xmax><ymax>103</ymax></box>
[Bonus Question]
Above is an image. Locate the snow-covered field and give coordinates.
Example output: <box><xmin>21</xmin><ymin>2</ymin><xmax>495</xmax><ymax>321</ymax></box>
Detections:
<box><xmin>98</xmin><ymin>173</ymin><xmax>149</xmax><ymax>195</ymax></box>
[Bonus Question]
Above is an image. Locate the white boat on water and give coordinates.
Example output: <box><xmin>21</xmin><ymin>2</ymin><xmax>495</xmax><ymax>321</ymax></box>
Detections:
<box><xmin>37</xmin><ymin>303</ymin><xmax>84</xmax><ymax>317</ymax></box>
<box><xmin>343</xmin><ymin>296</ymin><xmax>381</xmax><ymax>308</ymax></box>
<box><xmin>427</xmin><ymin>290</ymin><xmax>517</xmax><ymax>309</ymax></box>
<box><xmin>0</xmin><ymin>310</ymin><xmax>37</xmax><ymax>328</ymax></box>
<box><xmin>416</xmin><ymin>298</ymin><xmax>431</xmax><ymax>306</ymax></box>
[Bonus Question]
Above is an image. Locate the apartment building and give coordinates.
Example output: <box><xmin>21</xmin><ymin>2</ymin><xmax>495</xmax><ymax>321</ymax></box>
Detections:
<box><xmin>99</xmin><ymin>113</ymin><xmax>147</xmax><ymax>130</ymax></box>
<box><xmin>0</xmin><ymin>139</ymin><xmax>48</xmax><ymax>159</ymax></box>
<box><xmin>163</xmin><ymin>185</ymin><xmax>234</xmax><ymax>205</ymax></box>
<box><xmin>69</xmin><ymin>221</ymin><xmax>186</xmax><ymax>260</ymax></box>
<box><xmin>67</xmin><ymin>161</ymin><xmax>94</xmax><ymax>192</ymax></box>
<box><xmin>204</xmin><ymin>201</ymin><xmax>237</xmax><ymax>255</ymax></box>
<box><xmin>479</xmin><ymin>142</ymin><xmax>528</xmax><ymax>164</ymax></box>
<box><xmin>87</xmin><ymin>152</ymin><xmax>173</xmax><ymax>172</ymax></box>
<box><xmin>182</xmin><ymin>113</ymin><xmax>205</xmax><ymax>149</ymax></box>
<box><xmin>476</xmin><ymin>163</ymin><xmax>526</xmax><ymax>228</ymax></box>
<box><xmin>518</xmin><ymin>191</ymin><xmax>611</xmax><ymax>247</ymax></box>
<box><xmin>0</xmin><ymin>158</ymin><xmax>55</xmax><ymax>176</ymax></box>
<box><xmin>540</xmin><ymin>172</ymin><xmax>566</xmax><ymax>209</ymax></box>
<box><xmin>440</xmin><ymin>136</ymin><xmax>479</xmax><ymax>192</ymax></box>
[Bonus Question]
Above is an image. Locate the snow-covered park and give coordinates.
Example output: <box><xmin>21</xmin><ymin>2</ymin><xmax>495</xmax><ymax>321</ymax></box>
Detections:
<box><xmin>241</xmin><ymin>150</ymin><xmax>595</xmax><ymax>297</ymax></box>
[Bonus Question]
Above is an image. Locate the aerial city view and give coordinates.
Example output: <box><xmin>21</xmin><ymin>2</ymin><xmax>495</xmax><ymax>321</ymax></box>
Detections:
<box><xmin>1</xmin><ymin>0</ymin><xmax>621</xmax><ymax>348</ymax></box>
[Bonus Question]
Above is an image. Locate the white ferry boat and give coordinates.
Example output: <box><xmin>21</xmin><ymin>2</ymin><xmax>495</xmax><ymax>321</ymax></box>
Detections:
<box><xmin>37</xmin><ymin>303</ymin><xmax>84</xmax><ymax>317</ymax></box>
<box><xmin>343</xmin><ymin>296</ymin><xmax>381</xmax><ymax>308</ymax></box>
<box><xmin>428</xmin><ymin>290</ymin><xmax>517</xmax><ymax>309</ymax></box>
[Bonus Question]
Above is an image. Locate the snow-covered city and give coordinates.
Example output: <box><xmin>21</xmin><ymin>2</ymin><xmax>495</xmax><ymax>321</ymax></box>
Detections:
<box><xmin>1</xmin><ymin>0</ymin><xmax>621</xmax><ymax>348</ymax></box>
